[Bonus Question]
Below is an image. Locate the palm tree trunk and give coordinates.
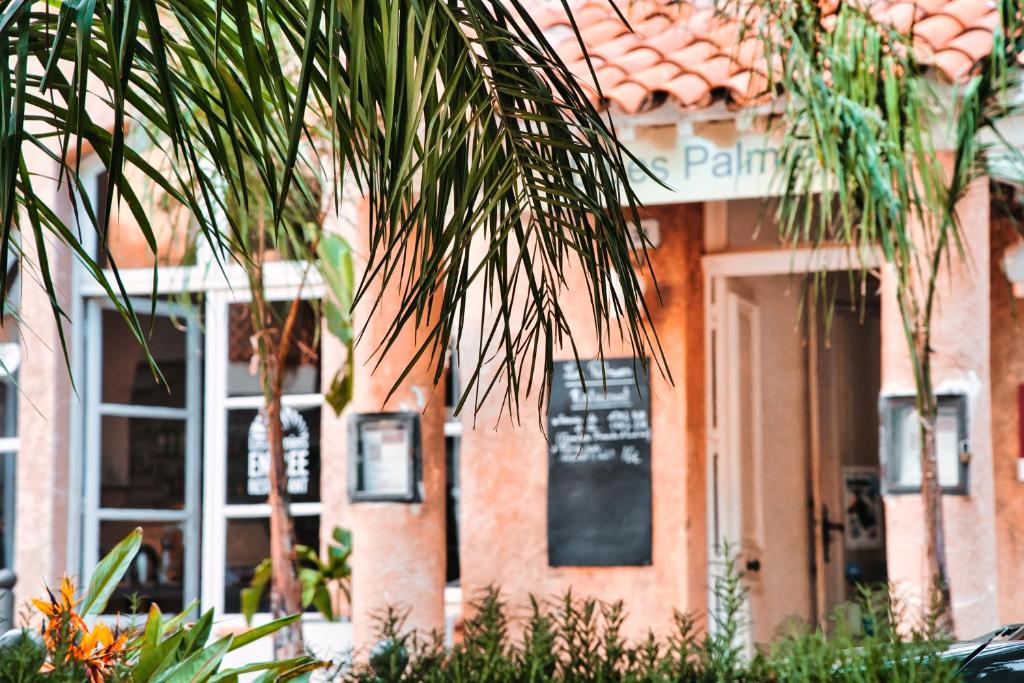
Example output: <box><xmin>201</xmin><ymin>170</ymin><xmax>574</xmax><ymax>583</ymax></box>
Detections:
<box><xmin>915</xmin><ymin>330</ymin><xmax>952</xmax><ymax>633</ymax></box>
<box><xmin>248</xmin><ymin>217</ymin><xmax>307</xmax><ymax>657</ymax></box>
<box><xmin>263</xmin><ymin>384</ymin><xmax>305</xmax><ymax>657</ymax></box>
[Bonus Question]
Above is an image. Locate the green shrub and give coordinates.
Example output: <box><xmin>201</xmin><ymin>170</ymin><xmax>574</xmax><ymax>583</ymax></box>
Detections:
<box><xmin>340</xmin><ymin>554</ymin><xmax>959</xmax><ymax>683</ymax></box>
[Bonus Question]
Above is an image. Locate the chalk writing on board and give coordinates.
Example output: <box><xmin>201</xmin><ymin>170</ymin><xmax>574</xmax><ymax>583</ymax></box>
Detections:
<box><xmin>547</xmin><ymin>357</ymin><xmax>652</xmax><ymax>567</ymax></box>
<box><xmin>549</xmin><ymin>359</ymin><xmax>651</xmax><ymax>464</ymax></box>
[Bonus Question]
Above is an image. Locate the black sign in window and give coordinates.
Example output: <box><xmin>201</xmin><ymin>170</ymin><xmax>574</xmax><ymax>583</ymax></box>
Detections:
<box><xmin>226</xmin><ymin>406</ymin><xmax>321</xmax><ymax>505</ymax></box>
<box><xmin>547</xmin><ymin>358</ymin><xmax>652</xmax><ymax>567</ymax></box>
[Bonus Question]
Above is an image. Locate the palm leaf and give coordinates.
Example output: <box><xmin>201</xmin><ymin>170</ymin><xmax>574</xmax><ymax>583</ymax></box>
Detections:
<box><xmin>3</xmin><ymin>0</ymin><xmax>664</xmax><ymax>415</ymax></box>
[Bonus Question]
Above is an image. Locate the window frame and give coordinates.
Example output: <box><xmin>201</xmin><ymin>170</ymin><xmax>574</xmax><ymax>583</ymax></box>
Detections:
<box><xmin>70</xmin><ymin>161</ymin><xmax>327</xmax><ymax>618</ymax></box>
<box><xmin>880</xmin><ymin>394</ymin><xmax>970</xmax><ymax>496</ymax></box>
<box><xmin>200</xmin><ymin>284</ymin><xmax>325</xmax><ymax>617</ymax></box>
<box><xmin>79</xmin><ymin>296</ymin><xmax>203</xmax><ymax>614</ymax></box>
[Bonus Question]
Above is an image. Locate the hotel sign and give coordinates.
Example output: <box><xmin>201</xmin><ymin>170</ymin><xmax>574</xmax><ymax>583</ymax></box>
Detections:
<box><xmin>622</xmin><ymin>121</ymin><xmax>785</xmax><ymax>206</ymax></box>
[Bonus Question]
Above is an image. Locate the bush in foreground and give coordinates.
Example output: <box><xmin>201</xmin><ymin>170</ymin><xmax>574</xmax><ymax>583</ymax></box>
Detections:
<box><xmin>340</xmin><ymin>556</ymin><xmax>959</xmax><ymax>683</ymax></box>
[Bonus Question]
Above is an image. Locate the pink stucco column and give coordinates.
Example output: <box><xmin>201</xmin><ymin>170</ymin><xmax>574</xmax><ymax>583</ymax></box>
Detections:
<box><xmin>13</xmin><ymin>153</ymin><xmax>75</xmax><ymax>610</ymax></box>
<box><xmin>880</xmin><ymin>171</ymin><xmax>998</xmax><ymax>637</ymax></box>
<box><xmin>319</xmin><ymin>194</ymin><xmax>446</xmax><ymax>655</ymax></box>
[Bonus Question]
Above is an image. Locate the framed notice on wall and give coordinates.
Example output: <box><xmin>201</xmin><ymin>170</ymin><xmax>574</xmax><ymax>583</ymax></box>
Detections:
<box><xmin>547</xmin><ymin>358</ymin><xmax>652</xmax><ymax>567</ymax></box>
<box><xmin>348</xmin><ymin>412</ymin><xmax>421</xmax><ymax>502</ymax></box>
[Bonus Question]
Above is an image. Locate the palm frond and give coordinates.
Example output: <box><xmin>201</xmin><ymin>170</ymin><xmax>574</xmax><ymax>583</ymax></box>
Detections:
<box><xmin>2</xmin><ymin>0</ymin><xmax>665</xmax><ymax>414</ymax></box>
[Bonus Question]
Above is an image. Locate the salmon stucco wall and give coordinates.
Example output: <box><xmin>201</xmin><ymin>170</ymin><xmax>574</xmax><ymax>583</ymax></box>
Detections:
<box><xmin>989</xmin><ymin>197</ymin><xmax>1024</xmax><ymax>625</ymax></box>
<box><xmin>320</xmin><ymin>194</ymin><xmax>447</xmax><ymax>654</ymax></box>
<box><xmin>880</xmin><ymin>172</ymin><xmax>998</xmax><ymax>637</ymax></box>
<box><xmin>13</xmin><ymin>152</ymin><xmax>75</xmax><ymax>611</ymax></box>
<box><xmin>457</xmin><ymin>202</ymin><xmax>705</xmax><ymax>638</ymax></box>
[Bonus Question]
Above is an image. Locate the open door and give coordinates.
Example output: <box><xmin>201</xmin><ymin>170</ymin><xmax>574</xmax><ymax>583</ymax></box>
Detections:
<box><xmin>708</xmin><ymin>272</ymin><xmax>885</xmax><ymax>647</ymax></box>
<box><xmin>810</xmin><ymin>301</ymin><xmax>886</xmax><ymax>625</ymax></box>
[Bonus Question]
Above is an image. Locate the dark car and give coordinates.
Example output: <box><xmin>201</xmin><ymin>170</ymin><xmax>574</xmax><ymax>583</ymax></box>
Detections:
<box><xmin>949</xmin><ymin>624</ymin><xmax>1024</xmax><ymax>681</ymax></box>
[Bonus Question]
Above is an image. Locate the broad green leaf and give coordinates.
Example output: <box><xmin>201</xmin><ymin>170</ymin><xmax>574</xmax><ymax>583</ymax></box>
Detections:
<box><xmin>241</xmin><ymin>558</ymin><xmax>272</xmax><ymax>625</ymax></box>
<box><xmin>131</xmin><ymin>629</ymin><xmax>187</xmax><ymax>683</ymax></box>
<box><xmin>151</xmin><ymin>634</ymin><xmax>233</xmax><ymax>683</ymax></box>
<box><xmin>229</xmin><ymin>614</ymin><xmax>301</xmax><ymax>651</ymax></box>
<box><xmin>80</xmin><ymin>527</ymin><xmax>142</xmax><ymax>616</ymax></box>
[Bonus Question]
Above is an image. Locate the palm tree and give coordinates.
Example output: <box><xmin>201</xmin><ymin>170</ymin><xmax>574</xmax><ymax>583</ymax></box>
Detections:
<box><xmin>732</xmin><ymin>0</ymin><xmax>1024</xmax><ymax>627</ymax></box>
<box><xmin>2</xmin><ymin>0</ymin><xmax>665</xmax><ymax>658</ymax></box>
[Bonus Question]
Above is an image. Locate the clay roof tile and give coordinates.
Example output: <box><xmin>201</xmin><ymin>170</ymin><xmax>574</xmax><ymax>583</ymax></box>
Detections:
<box><xmin>685</xmin><ymin>54</ymin><xmax>735</xmax><ymax>87</ymax></box>
<box><xmin>643</xmin><ymin>26</ymin><xmax>696</xmax><ymax>56</ymax></box>
<box><xmin>526</xmin><ymin>0</ymin><xmax>1000</xmax><ymax>114</ymax></box>
<box><xmin>631</xmin><ymin>62</ymin><xmax>685</xmax><ymax>90</ymax></box>
<box><xmin>605</xmin><ymin>81</ymin><xmax>651</xmax><ymax>113</ymax></box>
<box><xmin>662</xmin><ymin>72</ymin><xmax>714</xmax><ymax>107</ymax></box>
<box><xmin>612</xmin><ymin>46</ymin><xmax>664</xmax><ymax>72</ymax></box>
<box><xmin>913</xmin><ymin>13</ymin><xmax>965</xmax><ymax>49</ymax></box>
<box><xmin>946</xmin><ymin>27</ymin><xmax>997</xmax><ymax>61</ymax></box>
<box><xmin>932</xmin><ymin>47</ymin><xmax>977</xmax><ymax>80</ymax></box>
<box><xmin>580</xmin><ymin>18</ymin><xmax>631</xmax><ymax>45</ymax></box>
<box><xmin>939</xmin><ymin>0</ymin><xmax>995</xmax><ymax>26</ymax></box>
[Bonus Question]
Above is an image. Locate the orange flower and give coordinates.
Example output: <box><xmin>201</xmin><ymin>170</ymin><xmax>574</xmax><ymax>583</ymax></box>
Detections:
<box><xmin>31</xmin><ymin>577</ymin><xmax>128</xmax><ymax>682</ymax></box>
<box><xmin>31</xmin><ymin>576</ymin><xmax>79</xmax><ymax>617</ymax></box>
<box><xmin>70</xmin><ymin>621</ymin><xmax>128</xmax><ymax>683</ymax></box>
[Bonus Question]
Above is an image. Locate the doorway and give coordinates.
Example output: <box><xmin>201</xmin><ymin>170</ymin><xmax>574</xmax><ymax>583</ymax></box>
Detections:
<box><xmin>706</xmin><ymin>267</ymin><xmax>886</xmax><ymax>646</ymax></box>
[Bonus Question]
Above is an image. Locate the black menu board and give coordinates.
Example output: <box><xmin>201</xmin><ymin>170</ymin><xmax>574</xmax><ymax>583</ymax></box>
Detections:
<box><xmin>547</xmin><ymin>358</ymin><xmax>652</xmax><ymax>567</ymax></box>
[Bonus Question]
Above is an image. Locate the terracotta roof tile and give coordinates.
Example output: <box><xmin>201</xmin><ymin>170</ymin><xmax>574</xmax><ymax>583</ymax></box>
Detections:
<box><xmin>605</xmin><ymin>81</ymin><xmax>652</xmax><ymax>112</ymax></box>
<box><xmin>663</xmin><ymin>73</ymin><xmax>714</xmax><ymax>107</ymax></box>
<box><xmin>932</xmin><ymin>47</ymin><xmax>977</xmax><ymax>79</ymax></box>
<box><xmin>914</xmin><ymin>14</ymin><xmax>967</xmax><ymax>49</ymax></box>
<box><xmin>532</xmin><ymin>0</ymin><xmax>1003</xmax><ymax>113</ymax></box>
<box><xmin>947</xmin><ymin>27</ymin><xmax>997</xmax><ymax>61</ymax></box>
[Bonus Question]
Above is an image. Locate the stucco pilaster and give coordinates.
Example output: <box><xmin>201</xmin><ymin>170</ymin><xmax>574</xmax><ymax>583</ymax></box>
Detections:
<box><xmin>880</xmin><ymin>170</ymin><xmax>997</xmax><ymax>637</ymax></box>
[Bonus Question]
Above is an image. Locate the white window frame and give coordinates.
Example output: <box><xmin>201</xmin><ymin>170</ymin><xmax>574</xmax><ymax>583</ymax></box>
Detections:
<box><xmin>201</xmin><ymin>284</ymin><xmax>325</xmax><ymax>616</ymax></box>
<box><xmin>80</xmin><ymin>296</ymin><xmax>203</xmax><ymax>612</ymax></box>
<box><xmin>68</xmin><ymin>160</ymin><xmax>327</xmax><ymax>617</ymax></box>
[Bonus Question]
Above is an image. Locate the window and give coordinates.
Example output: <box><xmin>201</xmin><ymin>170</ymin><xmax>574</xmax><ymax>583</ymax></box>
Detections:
<box><xmin>881</xmin><ymin>395</ymin><xmax>969</xmax><ymax>495</ymax></box>
<box><xmin>74</xmin><ymin>161</ymin><xmax>329</xmax><ymax>620</ymax></box>
<box><xmin>202</xmin><ymin>297</ymin><xmax>324</xmax><ymax>614</ymax></box>
<box><xmin>81</xmin><ymin>299</ymin><xmax>202</xmax><ymax>614</ymax></box>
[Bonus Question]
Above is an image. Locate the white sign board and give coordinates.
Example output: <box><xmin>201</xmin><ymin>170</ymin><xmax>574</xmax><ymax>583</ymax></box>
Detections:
<box><xmin>623</xmin><ymin>121</ymin><xmax>785</xmax><ymax>206</ymax></box>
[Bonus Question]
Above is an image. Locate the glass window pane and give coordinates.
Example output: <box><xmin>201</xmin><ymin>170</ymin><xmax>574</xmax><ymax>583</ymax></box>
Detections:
<box><xmin>888</xmin><ymin>401</ymin><xmax>964</xmax><ymax>490</ymax></box>
<box><xmin>223</xmin><ymin>516</ymin><xmax>320</xmax><ymax>613</ymax></box>
<box><xmin>0</xmin><ymin>380</ymin><xmax>16</xmax><ymax>438</ymax></box>
<box><xmin>936</xmin><ymin>406</ymin><xmax>961</xmax><ymax>488</ymax></box>
<box><xmin>101</xmin><ymin>309</ymin><xmax>188</xmax><ymax>408</ymax></box>
<box><xmin>226</xmin><ymin>407</ymin><xmax>321</xmax><ymax>505</ymax></box>
<box><xmin>226</xmin><ymin>302</ymin><xmax>320</xmax><ymax>397</ymax></box>
<box><xmin>890</xmin><ymin>405</ymin><xmax>920</xmax><ymax>488</ymax></box>
<box><xmin>0</xmin><ymin>453</ymin><xmax>13</xmax><ymax>568</ymax></box>
<box><xmin>100</xmin><ymin>416</ymin><xmax>186</xmax><ymax>509</ymax></box>
<box><xmin>100</xmin><ymin>521</ymin><xmax>186</xmax><ymax>614</ymax></box>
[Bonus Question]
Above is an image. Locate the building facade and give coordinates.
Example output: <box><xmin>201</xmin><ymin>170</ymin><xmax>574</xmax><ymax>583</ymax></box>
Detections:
<box><xmin>6</xmin><ymin>0</ymin><xmax>1024</xmax><ymax>660</ymax></box>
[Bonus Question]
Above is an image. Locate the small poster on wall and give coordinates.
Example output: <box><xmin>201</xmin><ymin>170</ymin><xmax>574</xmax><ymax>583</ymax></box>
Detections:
<box><xmin>843</xmin><ymin>467</ymin><xmax>884</xmax><ymax>550</ymax></box>
<box><xmin>348</xmin><ymin>412</ymin><xmax>421</xmax><ymax>502</ymax></box>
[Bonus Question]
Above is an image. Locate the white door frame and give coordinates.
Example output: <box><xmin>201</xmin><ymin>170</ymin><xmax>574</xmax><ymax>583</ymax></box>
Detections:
<box><xmin>199</xmin><ymin>283</ymin><xmax>325</xmax><ymax>617</ymax></box>
<box><xmin>701</xmin><ymin>200</ymin><xmax>880</xmax><ymax>636</ymax></box>
<box><xmin>80</xmin><ymin>297</ymin><xmax>203</xmax><ymax>612</ymax></box>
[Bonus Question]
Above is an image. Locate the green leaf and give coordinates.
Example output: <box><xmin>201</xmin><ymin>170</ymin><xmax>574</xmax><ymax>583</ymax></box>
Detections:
<box><xmin>241</xmin><ymin>558</ymin><xmax>273</xmax><ymax>626</ymax></box>
<box><xmin>131</xmin><ymin>629</ymin><xmax>186</xmax><ymax>683</ymax></box>
<box><xmin>181</xmin><ymin>609</ymin><xmax>215</xmax><ymax>656</ymax></box>
<box><xmin>325</xmin><ymin>353</ymin><xmax>353</xmax><ymax>416</ymax></box>
<box><xmin>80</xmin><ymin>527</ymin><xmax>142</xmax><ymax>616</ymax></box>
<box><xmin>229</xmin><ymin>614</ymin><xmax>302</xmax><ymax>651</ymax></box>
<box><xmin>151</xmin><ymin>634</ymin><xmax>233</xmax><ymax>683</ymax></box>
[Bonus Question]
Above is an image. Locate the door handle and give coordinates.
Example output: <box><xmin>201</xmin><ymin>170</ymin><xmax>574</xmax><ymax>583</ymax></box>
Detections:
<box><xmin>745</xmin><ymin>557</ymin><xmax>762</xmax><ymax>573</ymax></box>
<box><xmin>821</xmin><ymin>504</ymin><xmax>845</xmax><ymax>564</ymax></box>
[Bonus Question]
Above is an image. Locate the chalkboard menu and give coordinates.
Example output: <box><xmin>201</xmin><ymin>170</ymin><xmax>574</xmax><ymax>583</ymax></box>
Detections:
<box><xmin>547</xmin><ymin>358</ymin><xmax>652</xmax><ymax>567</ymax></box>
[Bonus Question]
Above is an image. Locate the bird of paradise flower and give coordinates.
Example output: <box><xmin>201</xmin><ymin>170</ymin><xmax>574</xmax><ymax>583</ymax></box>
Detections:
<box><xmin>32</xmin><ymin>576</ymin><xmax>128</xmax><ymax>683</ymax></box>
